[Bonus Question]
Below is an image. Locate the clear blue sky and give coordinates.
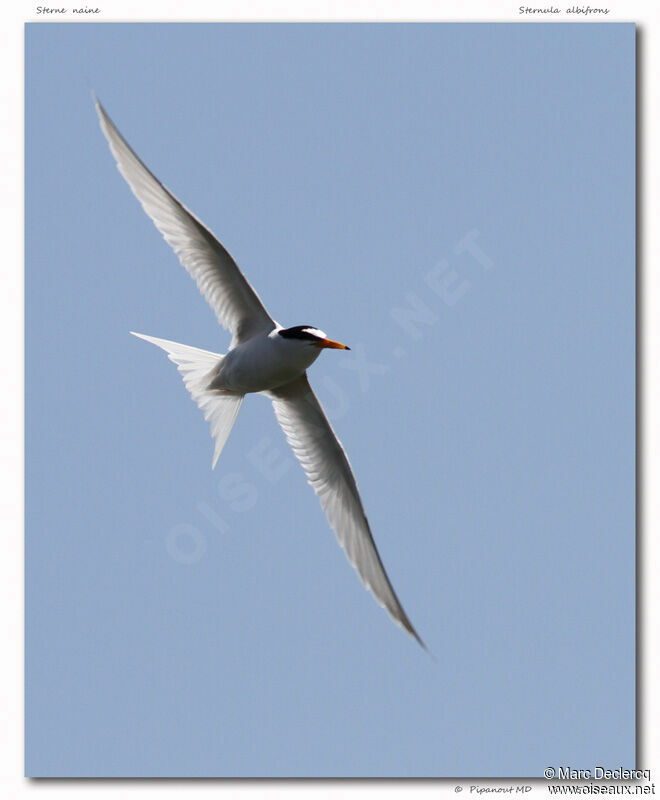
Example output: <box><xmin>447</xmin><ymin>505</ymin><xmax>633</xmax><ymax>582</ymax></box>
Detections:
<box><xmin>25</xmin><ymin>23</ymin><xmax>635</xmax><ymax>777</ymax></box>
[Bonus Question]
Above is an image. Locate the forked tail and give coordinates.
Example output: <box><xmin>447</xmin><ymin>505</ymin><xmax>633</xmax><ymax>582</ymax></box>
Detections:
<box><xmin>131</xmin><ymin>332</ymin><xmax>243</xmax><ymax>468</ymax></box>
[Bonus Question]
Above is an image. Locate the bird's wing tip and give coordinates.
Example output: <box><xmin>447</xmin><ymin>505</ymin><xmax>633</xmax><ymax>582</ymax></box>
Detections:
<box><xmin>400</xmin><ymin>619</ymin><xmax>431</xmax><ymax>656</ymax></box>
<box><xmin>418</xmin><ymin>637</ymin><xmax>435</xmax><ymax>659</ymax></box>
<box><xmin>130</xmin><ymin>331</ymin><xmax>157</xmax><ymax>346</ymax></box>
<box><xmin>91</xmin><ymin>90</ymin><xmax>103</xmax><ymax>114</ymax></box>
<box><xmin>412</xmin><ymin>630</ymin><xmax>431</xmax><ymax>655</ymax></box>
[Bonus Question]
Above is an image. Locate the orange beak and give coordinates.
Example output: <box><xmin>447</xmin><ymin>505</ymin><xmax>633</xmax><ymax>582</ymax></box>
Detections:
<box><xmin>315</xmin><ymin>338</ymin><xmax>350</xmax><ymax>350</ymax></box>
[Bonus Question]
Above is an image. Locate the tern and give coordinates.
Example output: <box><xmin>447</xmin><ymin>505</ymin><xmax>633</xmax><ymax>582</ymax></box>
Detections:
<box><xmin>95</xmin><ymin>98</ymin><xmax>424</xmax><ymax>649</ymax></box>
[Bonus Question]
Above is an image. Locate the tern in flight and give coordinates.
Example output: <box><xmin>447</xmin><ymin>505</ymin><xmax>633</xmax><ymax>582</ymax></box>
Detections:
<box><xmin>95</xmin><ymin>98</ymin><xmax>424</xmax><ymax>648</ymax></box>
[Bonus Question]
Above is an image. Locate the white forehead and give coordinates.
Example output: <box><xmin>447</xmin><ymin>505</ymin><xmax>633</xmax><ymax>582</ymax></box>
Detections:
<box><xmin>303</xmin><ymin>327</ymin><xmax>326</xmax><ymax>339</ymax></box>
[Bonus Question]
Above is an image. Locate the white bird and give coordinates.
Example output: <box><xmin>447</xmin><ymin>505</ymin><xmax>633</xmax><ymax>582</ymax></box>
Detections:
<box><xmin>95</xmin><ymin>98</ymin><xmax>425</xmax><ymax>649</ymax></box>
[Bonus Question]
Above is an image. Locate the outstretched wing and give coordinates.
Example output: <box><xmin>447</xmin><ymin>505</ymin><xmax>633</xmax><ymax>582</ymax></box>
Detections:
<box><xmin>270</xmin><ymin>374</ymin><xmax>425</xmax><ymax>647</ymax></box>
<box><xmin>95</xmin><ymin>98</ymin><xmax>275</xmax><ymax>344</ymax></box>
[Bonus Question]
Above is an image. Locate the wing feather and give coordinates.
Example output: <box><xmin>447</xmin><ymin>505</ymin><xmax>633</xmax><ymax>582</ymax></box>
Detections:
<box><xmin>95</xmin><ymin>99</ymin><xmax>275</xmax><ymax>343</ymax></box>
<box><xmin>270</xmin><ymin>374</ymin><xmax>425</xmax><ymax>647</ymax></box>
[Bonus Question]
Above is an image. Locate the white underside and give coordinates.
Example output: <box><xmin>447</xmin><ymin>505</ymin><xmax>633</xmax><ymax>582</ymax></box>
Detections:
<box><xmin>211</xmin><ymin>329</ymin><xmax>322</xmax><ymax>394</ymax></box>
